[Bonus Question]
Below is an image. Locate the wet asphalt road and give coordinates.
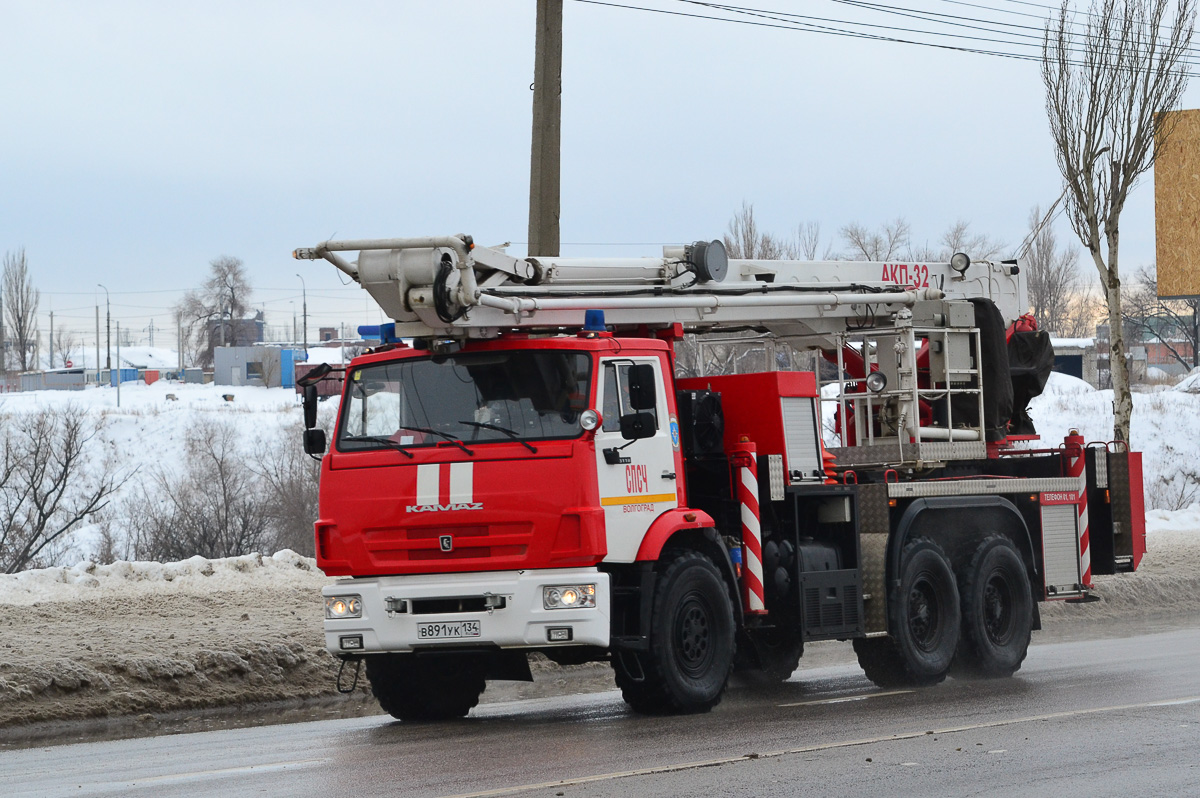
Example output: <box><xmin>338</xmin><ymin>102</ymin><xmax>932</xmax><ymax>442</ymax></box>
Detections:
<box><xmin>4</xmin><ymin>627</ymin><xmax>1199</xmax><ymax>798</ymax></box>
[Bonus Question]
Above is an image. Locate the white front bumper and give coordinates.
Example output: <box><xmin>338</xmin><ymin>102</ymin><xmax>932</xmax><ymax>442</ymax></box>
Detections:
<box><xmin>322</xmin><ymin>567</ymin><xmax>610</xmax><ymax>655</ymax></box>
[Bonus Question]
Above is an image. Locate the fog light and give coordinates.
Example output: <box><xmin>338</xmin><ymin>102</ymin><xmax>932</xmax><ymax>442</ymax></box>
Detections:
<box><xmin>543</xmin><ymin>584</ymin><xmax>597</xmax><ymax>609</ymax></box>
<box><xmin>326</xmin><ymin>595</ymin><xmax>363</xmax><ymax>619</ymax></box>
<box><xmin>340</xmin><ymin>635</ymin><xmax>363</xmax><ymax>650</ymax></box>
<box><xmin>547</xmin><ymin>627</ymin><xmax>573</xmax><ymax>642</ymax></box>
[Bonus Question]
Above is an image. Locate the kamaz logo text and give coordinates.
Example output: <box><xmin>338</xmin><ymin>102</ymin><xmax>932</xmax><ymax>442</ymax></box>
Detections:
<box><xmin>405</xmin><ymin>463</ymin><xmax>482</xmax><ymax>513</ymax></box>
<box><xmin>406</xmin><ymin>502</ymin><xmax>484</xmax><ymax>513</ymax></box>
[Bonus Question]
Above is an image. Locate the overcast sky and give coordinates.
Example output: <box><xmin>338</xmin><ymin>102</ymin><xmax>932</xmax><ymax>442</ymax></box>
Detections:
<box><xmin>2</xmin><ymin>0</ymin><xmax>1195</xmax><ymax>352</ymax></box>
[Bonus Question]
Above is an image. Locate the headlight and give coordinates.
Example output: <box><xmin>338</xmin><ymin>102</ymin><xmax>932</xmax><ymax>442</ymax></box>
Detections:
<box><xmin>325</xmin><ymin>595</ymin><xmax>363</xmax><ymax>619</ymax></box>
<box><xmin>543</xmin><ymin>584</ymin><xmax>597</xmax><ymax>609</ymax></box>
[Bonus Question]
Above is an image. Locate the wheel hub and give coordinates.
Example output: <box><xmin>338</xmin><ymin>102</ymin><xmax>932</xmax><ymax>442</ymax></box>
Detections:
<box><xmin>675</xmin><ymin>595</ymin><xmax>713</xmax><ymax>677</ymax></box>
<box><xmin>982</xmin><ymin>573</ymin><xmax>1014</xmax><ymax>644</ymax></box>
<box><xmin>908</xmin><ymin>578</ymin><xmax>940</xmax><ymax>652</ymax></box>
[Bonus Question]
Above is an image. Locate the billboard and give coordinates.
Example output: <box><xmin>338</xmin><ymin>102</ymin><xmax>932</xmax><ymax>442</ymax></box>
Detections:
<box><xmin>1155</xmin><ymin>108</ymin><xmax>1200</xmax><ymax>299</ymax></box>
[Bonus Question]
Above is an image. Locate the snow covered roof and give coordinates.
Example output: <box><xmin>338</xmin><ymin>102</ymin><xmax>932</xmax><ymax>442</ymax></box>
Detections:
<box><xmin>297</xmin><ymin>347</ymin><xmax>348</xmax><ymax>365</ymax></box>
<box><xmin>1050</xmin><ymin>337</ymin><xmax>1096</xmax><ymax>349</ymax></box>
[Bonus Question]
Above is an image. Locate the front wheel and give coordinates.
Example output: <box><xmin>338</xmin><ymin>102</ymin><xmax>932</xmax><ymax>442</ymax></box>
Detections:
<box><xmin>365</xmin><ymin>653</ymin><xmax>486</xmax><ymax>721</ymax></box>
<box><xmin>613</xmin><ymin>550</ymin><xmax>736</xmax><ymax>714</ymax></box>
<box><xmin>953</xmin><ymin>535</ymin><xmax>1033</xmax><ymax>678</ymax></box>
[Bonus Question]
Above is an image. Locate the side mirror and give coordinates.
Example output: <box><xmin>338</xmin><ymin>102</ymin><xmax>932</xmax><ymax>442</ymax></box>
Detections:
<box><xmin>619</xmin><ymin>412</ymin><xmax>657</xmax><ymax>441</ymax></box>
<box><xmin>303</xmin><ymin>384</ymin><xmax>319</xmax><ymax>429</ymax></box>
<box><xmin>303</xmin><ymin>428</ymin><xmax>327</xmax><ymax>455</ymax></box>
<box><xmin>297</xmin><ymin>362</ymin><xmax>332</xmax><ymax>387</ymax></box>
<box><xmin>627</xmin><ymin>363</ymin><xmax>657</xmax><ymax>410</ymax></box>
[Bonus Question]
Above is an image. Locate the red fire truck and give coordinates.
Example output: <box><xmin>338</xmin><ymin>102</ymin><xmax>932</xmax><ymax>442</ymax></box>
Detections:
<box><xmin>294</xmin><ymin>235</ymin><xmax>1144</xmax><ymax>719</ymax></box>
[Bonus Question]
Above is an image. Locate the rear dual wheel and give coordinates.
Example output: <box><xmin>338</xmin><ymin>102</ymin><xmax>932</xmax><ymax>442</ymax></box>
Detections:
<box><xmin>856</xmin><ymin>537</ymin><xmax>960</xmax><ymax>688</ymax></box>
<box><xmin>953</xmin><ymin>535</ymin><xmax>1033</xmax><ymax>678</ymax></box>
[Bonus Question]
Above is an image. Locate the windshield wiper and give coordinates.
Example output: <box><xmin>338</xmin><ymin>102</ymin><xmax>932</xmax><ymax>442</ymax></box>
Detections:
<box><xmin>342</xmin><ymin>435</ymin><xmax>414</xmax><ymax>458</ymax></box>
<box><xmin>395</xmin><ymin>424</ymin><xmax>475</xmax><ymax>457</ymax></box>
<box><xmin>459</xmin><ymin>421</ymin><xmax>538</xmax><ymax>453</ymax></box>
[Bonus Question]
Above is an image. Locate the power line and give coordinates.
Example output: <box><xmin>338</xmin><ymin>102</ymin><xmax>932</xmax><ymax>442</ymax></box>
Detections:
<box><xmin>572</xmin><ymin>0</ymin><xmax>1199</xmax><ymax>74</ymax></box>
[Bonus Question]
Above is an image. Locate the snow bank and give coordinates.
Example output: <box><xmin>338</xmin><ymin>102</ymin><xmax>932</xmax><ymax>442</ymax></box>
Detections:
<box><xmin>0</xmin><ymin>551</ymin><xmax>330</xmax><ymax>607</ymax></box>
<box><xmin>1174</xmin><ymin>369</ymin><xmax>1200</xmax><ymax>394</ymax></box>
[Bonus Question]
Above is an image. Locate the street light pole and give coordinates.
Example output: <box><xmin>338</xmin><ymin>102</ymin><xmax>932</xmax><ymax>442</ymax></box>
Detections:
<box><xmin>296</xmin><ymin>274</ymin><xmax>307</xmax><ymax>353</ymax></box>
<box><xmin>98</xmin><ymin>284</ymin><xmax>111</xmax><ymax>373</ymax></box>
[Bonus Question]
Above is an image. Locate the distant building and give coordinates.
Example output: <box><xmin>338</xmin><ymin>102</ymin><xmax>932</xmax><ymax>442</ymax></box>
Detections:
<box><xmin>213</xmin><ymin>345</ymin><xmax>304</xmax><ymax>388</ymax></box>
<box><xmin>318</xmin><ymin>326</ymin><xmax>337</xmax><ymax>342</ymax></box>
<box><xmin>205</xmin><ymin>310</ymin><xmax>265</xmax><ymax>366</ymax></box>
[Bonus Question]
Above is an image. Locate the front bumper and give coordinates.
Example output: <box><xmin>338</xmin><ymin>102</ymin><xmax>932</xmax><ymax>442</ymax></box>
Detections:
<box><xmin>321</xmin><ymin>567</ymin><xmax>610</xmax><ymax>655</ymax></box>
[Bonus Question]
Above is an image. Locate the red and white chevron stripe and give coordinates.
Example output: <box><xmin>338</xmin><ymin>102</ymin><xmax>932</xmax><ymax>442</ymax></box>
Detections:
<box><xmin>1064</xmin><ymin>431</ymin><xmax>1092</xmax><ymax>588</ymax></box>
<box><xmin>732</xmin><ymin>439</ymin><xmax>767</xmax><ymax>615</ymax></box>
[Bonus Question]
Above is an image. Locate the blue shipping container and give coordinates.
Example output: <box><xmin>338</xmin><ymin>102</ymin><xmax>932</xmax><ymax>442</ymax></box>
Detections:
<box><xmin>110</xmin><ymin>368</ymin><xmax>138</xmax><ymax>387</ymax></box>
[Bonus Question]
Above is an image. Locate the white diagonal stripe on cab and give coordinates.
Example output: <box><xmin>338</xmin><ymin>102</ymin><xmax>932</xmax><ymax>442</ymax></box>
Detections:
<box><xmin>449</xmin><ymin>462</ymin><xmax>474</xmax><ymax>504</ymax></box>
<box><xmin>416</xmin><ymin>464</ymin><xmax>440</xmax><ymax>507</ymax></box>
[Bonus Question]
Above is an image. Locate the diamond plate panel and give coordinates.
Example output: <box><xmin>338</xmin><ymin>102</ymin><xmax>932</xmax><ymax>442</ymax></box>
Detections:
<box><xmin>857</xmin><ymin>483</ymin><xmax>890</xmax><ymax>634</ymax></box>
<box><xmin>887</xmin><ymin>477</ymin><xmax>1078</xmax><ymax>499</ymax></box>
<box><xmin>1107</xmin><ymin>452</ymin><xmax>1132</xmax><ymax>559</ymax></box>
<box><xmin>768</xmin><ymin>454</ymin><xmax>785</xmax><ymax>502</ymax></box>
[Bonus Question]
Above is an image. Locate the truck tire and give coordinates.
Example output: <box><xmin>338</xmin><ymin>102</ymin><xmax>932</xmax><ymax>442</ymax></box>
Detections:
<box><xmin>854</xmin><ymin>537</ymin><xmax>960</xmax><ymax>688</ymax></box>
<box><xmin>739</xmin><ymin>628</ymin><xmax>804</xmax><ymax>683</ymax></box>
<box><xmin>364</xmin><ymin>653</ymin><xmax>486</xmax><ymax>721</ymax></box>
<box><xmin>953</xmin><ymin>535</ymin><xmax>1033</xmax><ymax>678</ymax></box>
<box><xmin>613</xmin><ymin>550</ymin><xmax>736</xmax><ymax>714</ymax></box>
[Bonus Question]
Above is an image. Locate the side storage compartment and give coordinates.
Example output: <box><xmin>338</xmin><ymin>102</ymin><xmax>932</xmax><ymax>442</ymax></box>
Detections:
<box><xmin>790</xmin><ymin>486</ymin><xmax>864</xmax><ymax>642</ymax></box>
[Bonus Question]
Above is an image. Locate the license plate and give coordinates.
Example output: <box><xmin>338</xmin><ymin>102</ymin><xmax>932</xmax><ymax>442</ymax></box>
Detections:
<box><xmin>416</xmin><ymin>620</ymin><xmax>481</xmax><ymax>640</ymax></box>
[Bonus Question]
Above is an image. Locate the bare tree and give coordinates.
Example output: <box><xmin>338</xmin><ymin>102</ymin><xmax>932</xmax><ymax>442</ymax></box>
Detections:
<box><xmin>253</xmin><ymin>418</ymin><xmax>323</xmax><ymax>556</ymax></box>
<box><xmin>1042</xmin><ymin>0</ymin><xmax>1195</xmax><ymax>441</ymax></box>
<box><xmin>795</xmin><ymin>221</ymin><xmax>823</xmax><ymax>260</ymax></box>
<box><xmin>1061</xmin><ymin>286</ymin><xmax>1106</xmax><ymax>338</ymax></box>
<box><xmin>126</xmin><ymin>417</ymin><xmax>271</xmax><ymax>561</ymax></box>
<box><xmin>1124</xmin><ymin>263</ymin><xmax>1200</xmax><ymax>370</ymax></box>
<box><xmin>1025</xmin><ymin>206</ymin><xmax>1082</xmax><ymax>334</ymax></box>
<box><xmin>939</xmin><ymin>220</ymin><xmax>1006</xmax><ymax>261</ymax></box>
<box><xmin>724</xmin><ymin>202</ymin><xmax>786</xmax><ymax>259</ymax></box>
<box><xmin>841</xmin><ymin>218</ymin><xmax>911</xmax><ymax>261</ymax></box>
<box><xmin>174</xmin><ymin>255</ymin><xmax>254</xmax><ymax>368</ymax></box>
<box><xmin>0</xmin><ymin>407</ymin><xmax>127</xmax><ymax>573</ymax></box>
<box><xmin>3</xmin><ymin>249</ymin><xmax>40</xmax><ymax>373</ymax></box>
<box><xmin>52</xmin><ymin>328</ymin><xmax>81</xmax><ymax>368</ymax></box>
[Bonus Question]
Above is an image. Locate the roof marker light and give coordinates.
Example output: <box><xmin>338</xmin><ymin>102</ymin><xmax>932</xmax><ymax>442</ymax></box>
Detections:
<box><xmin>584</xmin><ymin>310</ymin><xmax>606</xmax><ymax>332</ymax></box>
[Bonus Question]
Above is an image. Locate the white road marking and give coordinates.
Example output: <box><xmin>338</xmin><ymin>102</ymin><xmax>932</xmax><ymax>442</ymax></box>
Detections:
<box><xmin>439</xmin><ymin>694</ymin><xmax>1200</xmax><ymax>798</ymax></box>
<box><xmin>778</xmin><ymin>689</ymin><xmax>912</xmax><ymax>707</ymax></box>
<box><xmin>125</xmin><ymin>758</ymin><xmax>325</xmax><ymax>786</ymax></box>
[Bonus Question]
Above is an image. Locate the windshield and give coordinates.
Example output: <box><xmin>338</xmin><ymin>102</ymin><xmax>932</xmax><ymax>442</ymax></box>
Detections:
<box><xmin>338</xmin><ymin>350</ymin><xmax>593</xmax><ymax>451</ymax></box>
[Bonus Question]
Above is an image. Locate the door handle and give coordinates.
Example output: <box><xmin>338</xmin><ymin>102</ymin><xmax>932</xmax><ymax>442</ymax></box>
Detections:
<box><xmin>661</xmin><ymin>471</ymin><xmax>676</xmax><ymax>480</ymax></box>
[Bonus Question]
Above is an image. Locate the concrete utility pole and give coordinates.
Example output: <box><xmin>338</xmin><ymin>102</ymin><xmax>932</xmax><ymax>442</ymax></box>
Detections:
<box><xmin>296</xmin><ymin>273</ymin><xmax>308</xmax><ymax>353</ymax></box>
<box><xmin>49</xmin><ymin>311</ymin><xmax>54</xmax><ymax>368</ymax></box>
<box><xmin>527</xmin><ymin>0</ymin><xmax>563</xmax><ymax>258</ymax></box>
<box><xmin>115</xmin><ymin>321</ymin><xmax>121</xmax><ymax>407</ymax></box>
<box><xmin>98</xmin><ymin>283</ymin><xmax>111</xmax><ymax>371</ymax></box>
<box><xmin>95</xmin><ymin>305</ymin><xmax>100</xmax><ymax>383</ymax></box>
